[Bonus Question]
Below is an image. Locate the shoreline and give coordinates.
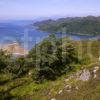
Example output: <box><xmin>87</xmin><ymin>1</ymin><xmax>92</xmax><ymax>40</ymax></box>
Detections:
<box><xmin>0</xmin><ymin>42</ymin><xmax>28</xmax><ymax>56</ymax></box>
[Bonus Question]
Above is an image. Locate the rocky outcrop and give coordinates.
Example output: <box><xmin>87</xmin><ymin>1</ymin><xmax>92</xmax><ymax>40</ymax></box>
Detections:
<box><xmin>51</xmin><ymin>98</ymin><xmax>56</xmax><ymax>100</ymax></box>
<box><xmin>93</xmin><ymin>66</ymin><xmax>99</xmax><ymax>78</ymax></box>
<box><xmin>50</xmin><ymin>65</ymin><xmax>100</xmax><ymax>100</ymax></box>
<box><xmin>78</xmin><ymin>69</ymin><xmax>91</xmax><ymax>81</ymax></box>
<box><xmin>65</xmin><ymin>66</ymin><xmax>99</xmax><ymax>82</ymax></box>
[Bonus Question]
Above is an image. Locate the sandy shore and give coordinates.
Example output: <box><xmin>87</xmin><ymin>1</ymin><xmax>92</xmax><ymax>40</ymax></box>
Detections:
<box><xmin>0</xmin><ymin>42</ymin><xmax>28</xmax><ymax>55</ymax></box>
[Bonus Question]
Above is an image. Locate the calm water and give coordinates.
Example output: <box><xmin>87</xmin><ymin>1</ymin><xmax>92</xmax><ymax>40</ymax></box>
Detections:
<box><xmin>0</xmin><ymin>21</ymin><xmax>50</xmax><ymax>49</ymax></box>
<box><xmin>0</xmin><ymin>21</ymin><xmax>96</xmax><ymax>50</ymax></box>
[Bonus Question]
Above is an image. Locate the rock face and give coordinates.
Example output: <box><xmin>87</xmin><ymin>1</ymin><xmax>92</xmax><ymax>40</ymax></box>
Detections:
<box><xmin>93</xmin><ymin>66</ymin><xmax>99</xmax><ymax>73</ymax></box>
<box><xmin>58</xmin><ymin>90</ymin><xmax>63</xmax><ymax>94</ymax></box>
<box><xmin>79</xmin><ymin>69</ymin><xmax>91</xmax><ymax>81</ymax></box>
<box><xmin>65</xmin><ymin>85</ymin><xmax>72</xmax><ymax>92</ymax></box>
<box><xmin>51</xmin><ymin>98</ymin><xmax>56</xmax><ymax>100</ymax></box>
<box><xmin>51</xmin><ymin>65</ymin><xmax>100</xmax><ymax>100</ymax></box>
<box><xmin>0</xmin><ymin>42</ymin><xmax>28</xmax><ymax>55</ymax></box>
<box><xmin>64</xmin><ymin>66</ymin><xmax>100</xmax><ymax>83</ymax></box>
<box><xmin>93</xmin><ymin>66</ymin><xmax>99</xmax><ymax>78</ymax></box>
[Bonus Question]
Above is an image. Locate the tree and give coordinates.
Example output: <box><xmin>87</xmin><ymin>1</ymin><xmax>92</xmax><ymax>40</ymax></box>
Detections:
<box><xmin>28</xmin><ymin>35</ymin><xmax>79</xmax><ymax>82</ymax></box>
<box><xmin>0</xmin><ymin>50</ymin><xmax>11</xmax><ymax>72</ymax></box>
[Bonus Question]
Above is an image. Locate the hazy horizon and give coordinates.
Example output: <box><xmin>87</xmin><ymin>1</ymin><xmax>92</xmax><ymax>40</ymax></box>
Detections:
<box><xmin>0</xmin><ymin>0</ymin><xmax>100</xmax><ymax>20</ymax></box>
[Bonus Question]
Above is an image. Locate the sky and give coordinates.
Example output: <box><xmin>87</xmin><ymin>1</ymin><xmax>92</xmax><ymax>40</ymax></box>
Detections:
<box><xmin>0</xmin><ymin>0</ymin><xmax>100</xmax><ymax>20</ymax></box>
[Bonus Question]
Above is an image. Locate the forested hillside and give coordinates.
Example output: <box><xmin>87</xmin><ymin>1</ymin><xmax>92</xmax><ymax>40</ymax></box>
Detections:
<box><xmin>34</xmin><ymin>16</ymin><xmax>100</xmax><ymax>36</ymax></box>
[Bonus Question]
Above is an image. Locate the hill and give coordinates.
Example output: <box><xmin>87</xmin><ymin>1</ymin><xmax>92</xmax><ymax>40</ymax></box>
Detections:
<box><xmin>0</xmin><ymin>36</ymin><xmax>100</xmax><ymax>99</ymax></box>
<box><xmin>34</xmin><ymin>16</ymin><xmax>100</xmax><ymax>36</ymax></box>
<box><xmin>0</xmin><ymin>62</ymin><xmax>100</xmax><ymax>100</ymax></box>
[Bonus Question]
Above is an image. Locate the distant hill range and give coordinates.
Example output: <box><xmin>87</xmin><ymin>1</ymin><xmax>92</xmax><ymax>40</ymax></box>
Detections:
<box><xmin>34</xmin><ymin>16</ymin><xmax>100</xmax><ymax>36</ymax></box>
<box><xmin>0</xmin><ymin>42</ymin><xmax>28</xmax><ymax>56</ymax></box>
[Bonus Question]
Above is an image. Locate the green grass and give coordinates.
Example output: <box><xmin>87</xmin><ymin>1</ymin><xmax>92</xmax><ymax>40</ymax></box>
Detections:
<box><xmin>0</xmin><ymin>73</ymin><xmax>12</xmax><ymax>82</ymax></box>
<box><xmin>27</xmin><ymin>63</ymin><xmax>100</xmax><ymax>100</ymax></box>
<box><xmin>10</xmin><ymin>81</ymin><xmax>50</xmax><ymax>96</ymax></box>
<box><xmin>0</xmin><ymin>60</ymin><xmax>100</xmax><ymax>100</ymax></box>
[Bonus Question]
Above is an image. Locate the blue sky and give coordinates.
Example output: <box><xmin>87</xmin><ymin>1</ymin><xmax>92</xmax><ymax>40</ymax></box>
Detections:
<box><xmin>0</xmin><ymin>0</ymin><xmax>100</xmax><ymax>20</ymax></box>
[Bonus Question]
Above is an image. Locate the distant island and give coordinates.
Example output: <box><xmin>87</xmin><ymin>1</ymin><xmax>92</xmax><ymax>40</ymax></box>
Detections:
<box><xmin>34</xmin><ymin>16</ymin><xmax>100</xmax><ymax>36</ymax></box>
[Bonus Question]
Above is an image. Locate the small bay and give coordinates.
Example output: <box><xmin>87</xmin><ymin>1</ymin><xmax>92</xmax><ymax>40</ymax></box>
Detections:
<box><xmin>0</xmin><ymin>20</ymin><xmax>97</xmax><ymax>50</ymax></box>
